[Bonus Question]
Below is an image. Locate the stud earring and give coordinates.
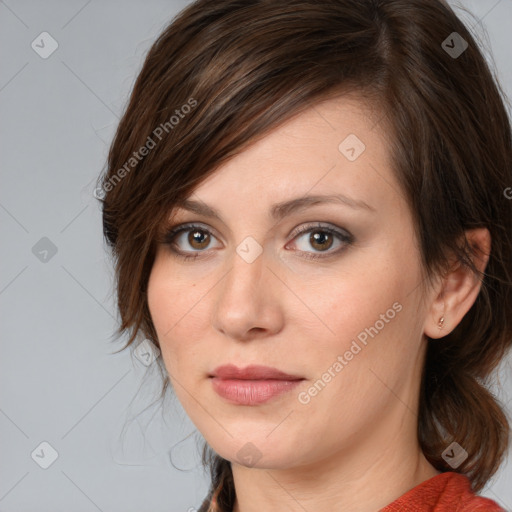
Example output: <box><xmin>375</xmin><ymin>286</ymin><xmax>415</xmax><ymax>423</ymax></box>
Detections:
<box><xmin>438</xmin><ymin>316</ymin><xmax>445</xmax><ymax>329</ymax></box>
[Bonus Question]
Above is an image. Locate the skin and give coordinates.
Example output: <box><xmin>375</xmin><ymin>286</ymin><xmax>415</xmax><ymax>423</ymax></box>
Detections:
<box><xmin>147</xmin><ymin>95</ymin><xmax>490</xmax><ymax>512</ymax></box>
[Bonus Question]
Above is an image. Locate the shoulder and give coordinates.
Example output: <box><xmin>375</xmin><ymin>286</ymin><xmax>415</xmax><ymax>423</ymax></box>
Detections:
<box><xmin>380</xmin><ymin>471</ymin><xmax>504</xmax><ymax>512</ymax></box>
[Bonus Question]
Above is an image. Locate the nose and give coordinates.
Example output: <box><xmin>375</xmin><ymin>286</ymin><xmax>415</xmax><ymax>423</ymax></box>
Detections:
<box><xmin>211</xmin><ymin>246</ymin><xmax>285</xmax><ymax>342</ymax></box>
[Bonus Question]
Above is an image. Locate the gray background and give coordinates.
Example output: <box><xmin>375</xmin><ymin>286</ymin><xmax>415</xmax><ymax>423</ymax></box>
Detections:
<box><xmin>1</xmin><ymin>1</ymin><xmax>511</xmax><ymax>511</ymax></box>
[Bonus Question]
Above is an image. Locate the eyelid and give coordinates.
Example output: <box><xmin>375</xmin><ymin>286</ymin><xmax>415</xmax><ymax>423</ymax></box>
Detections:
<box><xmin>162</xmin><ymin>221</ymin><xmax>354</xmax><ymax>258</ymax></box>
<box><xmin>164</xmin><ymin>221</ymin><xmax>350</xmax><ymax>240</ymax></box>
<box><xmin>163</xmin><ymin>222</ymin><xmax>223</xmax><ymax>246</ymax></box>
<box><xmin>289</xmin><ymin>222</ymin><xmax>353</xmax><ymax>241</ymax></box>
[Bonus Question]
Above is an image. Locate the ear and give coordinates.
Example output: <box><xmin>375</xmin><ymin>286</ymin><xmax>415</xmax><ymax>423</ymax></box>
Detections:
<box><xmin>424</xmin><ymin>228</ymin><xmax>491</xmax><ymax>339</ymax></box>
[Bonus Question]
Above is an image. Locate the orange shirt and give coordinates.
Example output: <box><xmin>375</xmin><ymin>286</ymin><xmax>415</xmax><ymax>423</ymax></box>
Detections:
<box><xmin>380</xmin><ymin>471</ymin><xmax>504</xmax><ymax>511</ymax></box>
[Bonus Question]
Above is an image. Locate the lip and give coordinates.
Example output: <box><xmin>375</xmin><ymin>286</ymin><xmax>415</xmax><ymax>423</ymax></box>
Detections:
<box><xmin>209</xmin><ymin>365</ymin><xmax>304</xmax><ymax>405</ymax></box>
<box><xmin>209</xmin><ymin>364</ymin><xmax>303</xmax><ymax>381</ymax></box>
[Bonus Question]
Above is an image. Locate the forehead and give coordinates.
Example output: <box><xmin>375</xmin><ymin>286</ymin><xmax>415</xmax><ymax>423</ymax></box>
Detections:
<box><xmin>169</xmin><ymin>94</ymin><xmax>400</xmax><ymax>222</ymax></box>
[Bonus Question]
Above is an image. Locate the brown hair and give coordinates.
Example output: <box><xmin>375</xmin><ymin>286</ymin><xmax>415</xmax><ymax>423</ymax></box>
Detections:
<box><xmin>98</xmin><ymin>0</ymin><xmax>512</xmax><ymax>509</ymax></box>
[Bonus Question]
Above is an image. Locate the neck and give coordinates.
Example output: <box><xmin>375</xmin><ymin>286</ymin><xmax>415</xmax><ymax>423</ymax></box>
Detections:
<box><xmin>230</xmin><ymin>407</ymin><xmax>439</xmax><ymax>512</ymax></box>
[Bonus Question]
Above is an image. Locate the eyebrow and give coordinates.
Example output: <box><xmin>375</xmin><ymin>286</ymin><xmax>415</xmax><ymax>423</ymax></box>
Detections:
<box><xmin>173</xmin><ymin>193</ymin><xmax>375</xmax><ymax>223</ymax></box>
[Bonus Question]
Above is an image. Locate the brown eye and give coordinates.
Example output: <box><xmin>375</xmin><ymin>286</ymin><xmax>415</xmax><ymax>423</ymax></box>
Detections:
<box><xmin>308</xmin><ymin>231</ymin><xmax>334</xmax><ymax>252</ymax></box>
<box><xmin>188</xmin><ymin>229</ymin><xmax>211</xmax><ymax>250</ymax></box>
<box><xmin>289</xmin><ymin>223</ymin><xmax>353</xmax><ymax>260</ymax></box>
<box><xmin>163</xmin><ymin>222</ymin><xmax>353</xmax><ymax>262</ymax></box>
<box><xmin>162</xmin><ymin>223</ymin><xmax>220</xmax><ymax>259</ymax></box>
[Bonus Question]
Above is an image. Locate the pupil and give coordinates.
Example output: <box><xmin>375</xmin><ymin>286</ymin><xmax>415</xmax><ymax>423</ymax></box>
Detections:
<box><xmin>190</xmin><ymin>230</ymin><xmax>209</xmax><ymax>248</ymax></box>
<box><xmin>311</xmin><ymin>231</ymin><xmax>332</xmax><ymax>251</ymax></box>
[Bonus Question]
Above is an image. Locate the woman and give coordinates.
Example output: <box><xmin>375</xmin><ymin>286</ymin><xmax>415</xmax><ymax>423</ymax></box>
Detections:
<box><xmin>98</xmin><ymin>0</ymin><xmax>512</xmax><ymax>510</ymax></box>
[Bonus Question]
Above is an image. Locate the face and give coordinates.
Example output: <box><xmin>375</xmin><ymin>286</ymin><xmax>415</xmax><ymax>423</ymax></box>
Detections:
<box><xmin>147</xmin><ymin>95</ymin><xmax>431</xmax><ymax>471</ymax></box>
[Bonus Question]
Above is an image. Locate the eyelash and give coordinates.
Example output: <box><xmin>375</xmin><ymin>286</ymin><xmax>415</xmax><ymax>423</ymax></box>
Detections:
<box><xmin>162</xmin><ymin>222</ymin><xmax>354</xmax><ymax>262</ymax></box>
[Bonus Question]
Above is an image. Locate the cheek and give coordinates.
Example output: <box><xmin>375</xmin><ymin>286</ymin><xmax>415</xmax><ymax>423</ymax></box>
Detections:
<box><xmin>304</xmin><ymin>260</ymin><xmax>403</xmax><ymax>338</ymax></box>
<box><xmin>147</xmin><ymin>258</ymin><xmax>209</xmax><ymax>377</ymax></box>
<box><xmin>309</xmin><ymin>290</ymin><xmax>406</xmax><ymax>376</ymax></box>
<box><xmin>147</xmin><ymin>261</ymin><xmax>183</xmax><ymax>372</ymax></box>
<box><xmin>298</xmin><ymin>251</ymin><xmax>421</xmax><ymax>384</ymax></box>
<box><xmin>294</xmin><ymin>300</ymin><xmax>414</xmax><ymax>441</ymax></box>
<box><xmin>319</xmin><ymin>287</ymin><xmax>423</xmax><ymax>414</ymax></box>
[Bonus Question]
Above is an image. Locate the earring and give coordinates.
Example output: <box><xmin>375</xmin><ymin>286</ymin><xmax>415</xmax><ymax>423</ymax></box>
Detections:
<box><xmin>438</xmin><ymin>316</ymin><xmax>445</xmax><ymax>329</ymax></box>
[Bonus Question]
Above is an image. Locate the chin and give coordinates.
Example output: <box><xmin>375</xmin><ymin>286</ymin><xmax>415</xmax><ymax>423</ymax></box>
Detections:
<box><xmin>207</xmin><ymin>435</ymin><xmax>302</xmax><ymax>470</ymax></box>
